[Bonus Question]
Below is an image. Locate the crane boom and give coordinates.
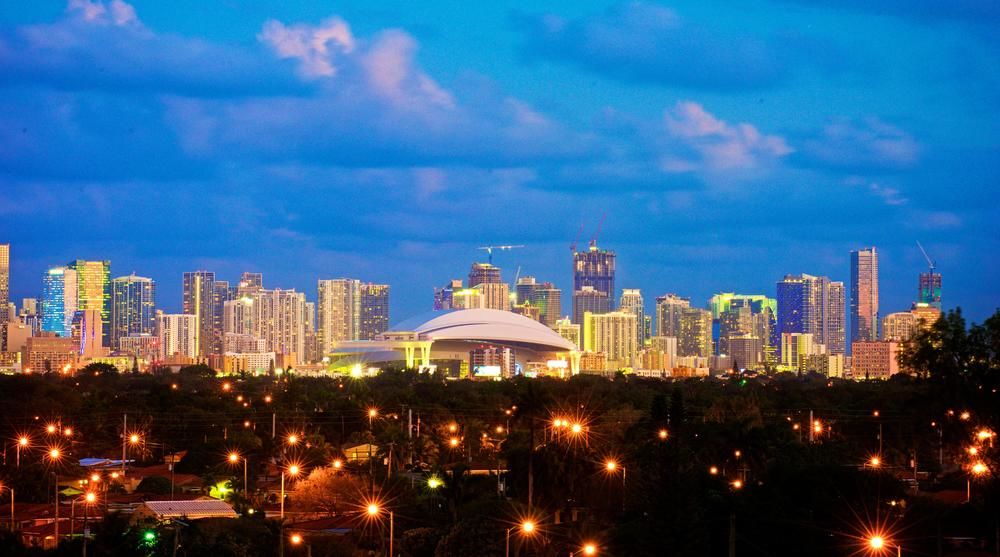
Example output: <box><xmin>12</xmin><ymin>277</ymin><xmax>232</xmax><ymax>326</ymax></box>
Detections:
<box><xmin>477</xmin><ymin>245</ymin><xmax>525</xmax><ymax>265</ymax></box>
<box><xmin>916</xmin><ymin>241</ymin><xmax>935</xmax><ymax>272</ymax></box>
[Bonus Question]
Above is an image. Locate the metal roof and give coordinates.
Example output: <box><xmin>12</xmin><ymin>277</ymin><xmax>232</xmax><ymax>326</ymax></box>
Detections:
<box><xmin>140</xmin><ymin>499</ymin><xmax>237</xmax><ymax>519</ymax></box>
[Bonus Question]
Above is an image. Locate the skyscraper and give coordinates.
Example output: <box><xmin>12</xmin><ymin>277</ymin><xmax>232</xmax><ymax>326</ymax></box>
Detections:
<box><xmin>67</xmin><ymin>260</ymin><xmax>111</xmax><ymax>346</ymax></box>
<box><xmin>360</xmin><ymin>283</ymin><xmax>390</xmax><ymax>340</ymax></box>
<box><xmin>776</xmin><ymin>274</ymin><xmax>846</xmax><ymax>356</ymax></box>
<box><xmin>678</xmin><ymin>308</ymin><xmax>712</xmax><ymax>358</ymax></box>
<box><xmin>515</xmin><ymin>276</ymin><xmax>539</xmax><ymax>305</ymax></box>
<box><xmin>532</xmin><ymin>283</ymin><xmax>562</xmax><ymax>328</ymax></box>
<box><xmin>0</xmin><ymin>244</ymin><xmax>8</xmax><ymax>351</ymax></box>
<box><xmin>318</xmin><ymin>278</ymin><xmax>361</xmax><ymax>352</ymax></box>
<box><xmin>714</xmin><ymin>294</ymin><xmax>777</xmax><ymax>366</ymax></box>
<box><xmin>110</xmin><ymin>274</ymin><xmax>156</xmax><ymax>350</ymax></box>
<box><xmin>468</xmin><ymin>263</ymin><xmax>502</xmax><ymax>287</ymax></box>
<box><xmin>573</xmin><ymin>286</ymin><xmax>611</xmax><ymax>326</ymax></box>
<box><xmin>583</xmin><ymin>310</ymin><xmax>639</xmax><ymax>369</ymax></box>
<box><xmin>654</xmin><ymin>294</ymin><xmax>690</xmax><ymax>338</ymax></box>
<box><xmin>850</xmin><ymin>247</ymin><xmax>879</xmax><ymax>342</ymax></box>
<box><xmin>918</xmin><ymin>272</ymin><xmax>942</xmax><ymax>309</ymax></box>
<box><xmin>182</xmin><ymin>271</ymin><xmax>217</xmax><ymax>357</ymax></box>
<box><xmin>156</xmin><ymin>312</ymin><xmax>198</xmax><ymax>360</ymax></box>
<box><xmin>619</xmin><ymin>289</ymin><xmax>646</xmax><ymax>346</ymax></box>
<box><xmin>42</xmin><ymin>267</ymin><xmax>78</xmax><ymax>337</ymax></box>
<box><xmin>573</xmin><ymin>243</ymin><xmax>615</xmax><ymax>320</ymax></box>
<box><xmin>434</xmin><ymin>280</ymin><xmax>463</xmax><ymax>310</ymax></box>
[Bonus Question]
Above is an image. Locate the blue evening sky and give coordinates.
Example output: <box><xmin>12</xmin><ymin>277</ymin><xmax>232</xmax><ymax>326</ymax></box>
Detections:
<box><xmin>1</xmin><ymin>0</ymin><xmax>998</xmax><ymax>323</ymax></box>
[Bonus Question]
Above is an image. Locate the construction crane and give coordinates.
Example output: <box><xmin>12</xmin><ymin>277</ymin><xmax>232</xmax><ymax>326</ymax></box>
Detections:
<box><xmin>916</xmin><ymin>241</ymin><xmax>936</xmax><ymax>272</ymax></box>
<box><xmin>477</xmin><ymin>245</ymin><xmax>524</xmax><ymax>265</ymax></box>
<box><xmin>589</xmin><ymin>213</ymin><xmax>607</xmax><ymax>249</ymax></box>
<box><xmin>570</xmin><ymin>223</ymin><xmax>584</xmax><ymax>253</ymax></box>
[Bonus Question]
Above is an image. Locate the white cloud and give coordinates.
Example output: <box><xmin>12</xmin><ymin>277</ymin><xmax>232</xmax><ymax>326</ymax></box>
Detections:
<box><xmin>67</xmin><ymin>0</ymin><xmax>139</xmax><ymax>26</ymax></box>
<box><xmin>258</xmin><ymin>17</ymin><xmax>355</xmax><ymax>78</ymax></box>
<box><xmin>803</xmin><ymin>117</ymin><xmax>920</xmax><ymax>170</ymax></box>
<box><xmin>662</xmin><ymin>101</ymin><xmax>792</xmax><ymax>172</ymax></box>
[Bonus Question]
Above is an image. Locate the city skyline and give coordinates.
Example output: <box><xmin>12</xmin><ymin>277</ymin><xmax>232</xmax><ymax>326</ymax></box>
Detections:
<box><xmin>1</xmin><ymin>1</ymin><xmax>997</xmax><ymax>326</ymax></box>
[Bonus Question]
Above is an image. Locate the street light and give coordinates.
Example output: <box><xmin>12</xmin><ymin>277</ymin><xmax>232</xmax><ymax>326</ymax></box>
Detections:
<box><xmin>968</xmin><ymin>462</ymin><xmax>989</xmax><ymax>502</ymax></box>
<box><xmin>228</xmin><ymin>452</ymin><xmax>248</xmax><ymax>493</ymax></box>
<box><xmin>83</xmin><ymin>491</ymin><xmax>97</xmax><ymax>557</ymax></box>
<box><xmin>869</xmin><ymin>456</ymin><xmax>881</xmax><ymax>468</ymax></box>
<box><xmin>657</xmin><ymin>429</ymin><xmax>668</xmax><ymax>440</ymax></box>
<box><xmin>15</xmin><ymin>435</ymin><xmax>30</xmax><ymax>467</ymax></box>
<box><xmin>572</xmin><ymin>543</ymin><xmax>598</xmax><ymax>556</ymax></box>
<box><xmin>332</xmin><ymin>459</ymin><xmax>343</xmax><ymax>470</ymax></box>
<box><xmin>366</xmin><ymin>501</ymin><xmax>394</xmax><ymax>557</ymax></box>
<box><xmin>427</xmin><ymin>476</ymin><xmax>443</xmax><ymax>490</ymax></box>
<box><xmin>280</xmin><ymin>463</ymin><xmax>301</xmax><ymax>519</ymax></box>
<box><xmin>289</xmin><ymin>533</ymin><xmax>312</xmax><ymax>557</ymax></box>
<box><xmin>286</xmin><ymin>434</ymin><xmax>299</xmax><ymax>446</ymax></box>
<box><xmin>868</xmin><ymin>534</ymin><xmax>902</xmax><ymax>557</ymax></box>
<box><xmin>506</xmin><ymin>520</ymin><xmax>537</xmax><ymax>557</ymax></box>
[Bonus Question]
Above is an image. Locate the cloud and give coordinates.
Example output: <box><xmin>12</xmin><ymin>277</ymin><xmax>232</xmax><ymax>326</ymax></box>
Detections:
<box><xmin>843</xmin><ymin>177</ymin><xmax>908</xmax><ymax>206</ymax></box>
<box><xmin>258</xmin><ymin>17</ymin><xmax>355</xmax><ymax>78</ymax></box>
<box><xmin>799</xmin><ymin>117</ymin><xmax>920</xmax><ymax>171</ymax></box>
<box><xmin>512</xmin><ymin>2</ymin><xmax>843</xmax><ymax>90</ymax></box>
<box><xmin>661</xmin><ymin>102</ymin><xmax>792</xmax><ymax>173</ymax></box>
<box><xmin>0</xmin><ymin>0</ymin><xmax>305</xmax><ymax>97</ymax></box>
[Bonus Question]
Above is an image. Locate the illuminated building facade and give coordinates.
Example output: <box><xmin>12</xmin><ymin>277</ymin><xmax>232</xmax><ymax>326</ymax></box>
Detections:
<box><xmin>573</xmin><ymin>286</ymin><xmax>610</xmax><ymax>326</ymax></box>
<box><xmin>110</xmin><ymin>274</ymin><xmax>156</xmax><ymax>350</ymax></box>
<box><xmin>23</xmin><ymin>333</ymin><xmax>78</xmax><ymax>373</ymax></box>
<box><xmin>679</xmin><ymin>308</ymin><xmax>712</xmax><ymax>358</ymax></box>
<box><xmin>66</xmin><ymin>260</ymin><xmax>111</xmax><ymax>347</ymax></box>
<box><xmin>469</xmin><ymin>345</ymin><xmax>516</xmax><ymax>379</ymax></box>
<box><xmin>468</xmin><ymin>263</ymin><xmax>502</xmax><ymax>287</ymax></box>
<box><xmin>918</xmin><ymin>272</ymin><xmax>942</xmax><ymax>309</ymax></box>
<box><xmin>183</xmin><ymin>271</ymin><xmax>218</xmax><ymax>357</ymax></box>
<box><xmin>360</xmin><ymin>283</ymin><xmax>390</xmax><ymax>340</ymax></box>
<box><xmin>655</xmin><ymin>294</ymin><xmax>690</xmax><ymax>338</ymax></box>
<box><xmin>0</xmin><ymin>244</ymin><xmax>7</xmax><ymax>351</ymax></box>
<box><xmin>156</xmin><ymin>312</ymin><xmax>198</xmax><ymax>360</ymax></box>
<box><xmin>583</xmin><ymin>310</ymin><xmax>638</xmax><ymax>369</ymax></box>
<box><xmin>452</xmin><ymin>288</ymin><xmax>485</xmax><ymax>309</ymax></box>
<box><xmin>42</xmin><ymin>266</ymin><xmax>78</xmax><ymax>337</ymax></box>
<box><xmin>619</xmin><ymin>289</ymin><xmax>646</xmax><ymax>347</ymax></box>
<box><xmin>72</xmin><ymin>309</ymin><xmax>105</xmax><ymax>358</ymax></box>
<box><xmin>573</xmin><ymin>243</ymin><xmax>616</xmax><ymax>319</ymax></box>
<box><xmin>475</xmin><ymin>282</ymin><xmax>510</xmax><ymax>311</ymax></box>
<box><xmin>850</xmin><ymin>247</ymin><xmax>879</xmax><ymax>342</ymax></box>
<box><xmin>554</xmin><ymin>318</ymin><xmax>581</xmax><ymax>349</ymax></box>
<box><xmin>433</xmin><ymin>279</ymin><xmax>463</xmax><ymax>310</ymax></box>
<box><xmin>851</xmin><ymin>341</ymin><xmax>900</xmax><ymax>379</ymax></box>
<box><xmin>318</xmin><ymin>278</ymin><xmax>361</xmax><ymax>351</ymax></box>
<box><xmin>777</xmin><ymin>274</ymin><xmax>846</xmax><ymax>356</ymax></box>
<box><xmin>532</xmin><ymin>284</ymin><xmax>562</xmax><ymax>327</ymax></box>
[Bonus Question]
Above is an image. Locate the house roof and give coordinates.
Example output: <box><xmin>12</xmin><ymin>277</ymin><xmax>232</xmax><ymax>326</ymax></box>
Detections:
<box><xmin>139</xmin><ymin>499</ymin><xmax>237</xmax><ymax>519</ymax></box>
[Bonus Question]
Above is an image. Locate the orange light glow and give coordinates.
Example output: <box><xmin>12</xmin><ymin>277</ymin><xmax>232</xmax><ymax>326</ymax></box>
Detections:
<box><xmin>658</xmin><ymin>429</ymin><xmax>668</xmax><ymax>440</ymax></box>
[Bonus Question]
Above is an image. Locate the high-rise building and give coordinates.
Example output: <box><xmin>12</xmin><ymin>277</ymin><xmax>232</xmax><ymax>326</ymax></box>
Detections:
<box><xmin>776</xmin><ymin>274</ymin><xmax>846</xmax><ymax>356</ymax></box>
<box><xmin>468</xmin><ymin>263</ymin><xmax>502</xmax><ymax>287</ymax></box>
<box><xmin>781</xmin><ymin>332</ymin><xmax>825</xmax><ymax>371</ymax></box>
<box><xmin>475</xmin><ymin>282</ymin><xmax>510</xmax><ymax>311</ymax></box>
<box><xmin>881</xmin><ymin>303</ymin><xmax>941</xmax><ymax>343</ymax></box>
<box><xmin>554</xmin><ymin>318</ymin><xmax>581</xmax><ymax>349</ymax></box>
<box><xmin>678</xmin><ymin>308</ymin><xmax>712</xmax><ymax>358</ymax></box>
<box><xmin>716</xmin><ymin>295</ymin><xmax>776</xmax><ymax>367</ymax></box>
<box><xmin>67</xmin><ymin>260</ymin><xmax>111</xmax><ymax>346</ymax></box>
<box><xmin>618</xmin><ymin>289</ymin><xmax>646</xmax><ymax>347</ymax></box>
<box><xmin>238</xmin><ymin>272</ymin><xmax>263</xmax><ymax>294</ymax></box>
<box><xmin>850</xmin><ymin>247</ymin><xmax>879</xmax><ymax>342</ymax></box>
<box><xmin>452</xmin><ymin>288</ymin><xmax>485</xmax><ymax>309</ymax></box>
<box><xmin>249</xmin><ymin>288</ymin><xmax>308</xmax><ymax>359</ymax></box>
<box><xmin>183</xmin><ymin>271</ymin><xmax>218</xmax><ymax>357</ymax></box>
<box><xmin>110</xmin><ymin>274</ymin><xmax>156</xmax><ymax>350</ymax></box>
<box><xmin>515</xmin><ymin>276</ymin><xmax>539</xmax><ymax>306</ymax></box>
<box><xmin>851</xmin><ymin>341</ymin><xmax>899</xmax><ymax>379</ymax></box>
<box><xmin>360</xmin><ymin>283</ymin><xmax>390</xmax><ymax>340</ymax></box>
<box><xmin>918</xmin><ymin>272</ymin><xmax>942</xmax><ymax>309</ymax></box>
<box><xmin>318</xmin><ymin>279</ymin><xmax>361</xmax><ymax>352</ymax></box>
<box><xmin>583</xmin><ymin>310</ymin><xmax>639</xmax><ymax>369</ymax></box>
<box><xmin>470</xmin><ymin>345</ymin><xmax>516</xmax><ymax>379</ymax></box>
<box><xmin>532</xmin><ymin>283</ymin><xmax>562</xmax><ymax>328</ymax></box>
<box><xmin>434</xmin><ymin>280</ymin><xmax>463</xmax><ymax>310</ymax></box>
<box><xmin>42</xmin><ymin>267</ymin><xmax>78</xmax><ymax>337</ymax></box>
<box><xmin>573</xmin><ymin>286</ymin><xmax>610</xmax><ymax>326</ymax></box>
<box><xmin>20</xmin><ymin>298</ymin><xmax>38</xmax><ymax>317</ymax></box>
<box><xmin>72</xmin><ymin>309</ymin><xmax>105</xmax><ymax>359</ymax></box>
<box><xmin>573</xmin><ymin>243</ymin><xmax>616</xmax><ymax>314</ymax></box>
<box><xmin>0</xmin><ymin>244</ymin><xmax>8</xmax><ymax>351</ymax></box>
<box><xmin>655</xmin><ymin>294</ymin><xmax>690</xmax><ymax>338</ymax></box>
<box><xmin>156</xmin><ymin>313</ymin><xmax>198</xmax><ymax>360</ymax></box>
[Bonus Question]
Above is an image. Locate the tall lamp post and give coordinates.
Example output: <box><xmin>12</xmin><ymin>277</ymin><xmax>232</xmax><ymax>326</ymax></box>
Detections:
<box><xmin>82</xmin><ymin>491</ymin><xmax>96</xmax><ymax>557</ymax></box>
<box><xmin>506</xmin><ymin>520</ymin><xmax>536</xmax><ymax>557</ymax></box>
<box><xmin>967</xmin><ymin>462</ymin><xmax>989</xmax><ymax>502</ymax></box>
<box><xmin>367</xmin><ymin>502</ymin><xmax>393</xmax><ymax>557</ymax></box>
<box><xmin>15</xmin><ymin>436</ymin><xmax>29</xmax><ymax>467</ymax></box>
<box><xmin>604</xmin><ymin>459</ymin><xmax>626</xmax><ymax>511</ymax></box>
<box><xmin>228</xmin><ymin>452</ymin><xmax>248</xmax><ymax>493</ymax></box>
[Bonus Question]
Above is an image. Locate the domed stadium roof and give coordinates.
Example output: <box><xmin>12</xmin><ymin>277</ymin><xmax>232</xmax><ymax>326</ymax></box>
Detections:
<box><xmin>391</xmin><ymin>309</ymin><xmax>576</xmax><ymax>352</ymax></box>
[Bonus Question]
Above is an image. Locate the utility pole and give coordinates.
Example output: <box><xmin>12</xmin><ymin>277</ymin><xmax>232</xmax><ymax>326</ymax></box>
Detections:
<box><xmin>808</xmin><ymin>410</ymin><xmax>814</xmax><ymax>444</ymax></box>
<box><xmin>121</xmin><ymin>414</ymin><xmax>127</xmax><ymax>476</ymax></box>
<box><xmin>272</xmin><ymin>413</ymin><xmax>276</xmax><ymax>439</ymax></box>
<box><xmin>729</xmin><ymin>513</ymin><xmax>736</xmax><ymax>557</ymax></box>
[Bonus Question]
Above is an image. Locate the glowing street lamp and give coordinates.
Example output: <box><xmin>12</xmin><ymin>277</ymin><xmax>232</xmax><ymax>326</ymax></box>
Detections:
<box><xmin>289</xmin><ymin>533</ymin><xmax>312</xmax><ymax>557</ymax></box>
<box><xmin>657</xmin><ymin>429</ymin><xmax>669</xmax><ymax>440</ymax></box>
<box><xmin>15</xmin><ymin>435</ymin><xmax>30</xmax><ymax>467</ymax></box>
<box><xmin>427</xmin><ymin>476</ymin><xmax>443</xmax><ymax>490</ymax></box>
<box><xmin>129</xmin><ymin>433</ymin><xmax>141</xmax><ymax>445</ymax></box>
<box><xmin>228</xmin><ymin>452</ymin><xmax>248</xmax><ymax>492</ymax></box>
<box><xmin>449</xmin><ymin>437</ymin><xmax>460</xmax><ymax>448</ymax></box>
<box><xmin>48</xmin><ymin>447</ymin><xmax>61</xmax><ymax>462</ymax></box>
<box><xmin>280</xmin><ymin>463</ymin><xmax>301</xmax><ymax>519</ymax></box>
<box><xmin>287</xmin><ymin>434</ymin><xmax>299</xmax><ymax>446</ymax></box>
<box><xmin>868</xmin><ymin>535</ymin><xmax>902</xmax><ymax>557</ymax></box>
<box><xmin>46</xmin><ymin>424</ymin><xmax>57</xmax><ymax>435</ymax></box>
<box><xmin>709</xmin><ymin>466</ymin><xmax>719</xmax><ymax>476</ymax></box>
<box><xmin>967</xmin><ymin>462</ymin><xmax>989</xmax><ymax>502</ymax></box>
<box><xmin>366</xmin><ymin>502</ymin><xmax>394</xmax><ymax>557</ymax></box>
<box><xmin>572</xmin><ymin>542</ymin><xmax>598</xmax><ymax>556</ymax></box>
<box><xmin>505</xmin><ymin>520</ymin><xmax>537</xmax><ymax>557</ymax></box>
<box><xmin>869</xmin><ymin>456</ymin><xmax>881</xmax><ymax>468</ymax></box>
<box><xmin>332</xmin><ymin>459</ymin><xmax>343</xmax><ymax>470</ymax></box>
